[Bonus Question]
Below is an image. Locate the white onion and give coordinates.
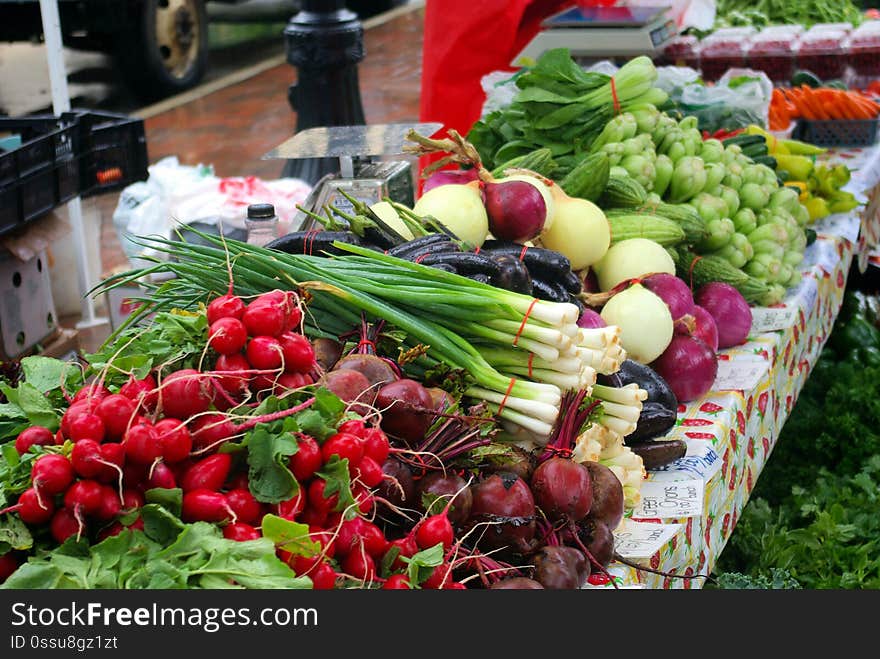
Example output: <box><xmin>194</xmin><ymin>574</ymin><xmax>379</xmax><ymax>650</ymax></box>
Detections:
<box><xmin>600</xmin><ymin>283</ymin><xmax>673</xmax><ymax>364</ymax></box>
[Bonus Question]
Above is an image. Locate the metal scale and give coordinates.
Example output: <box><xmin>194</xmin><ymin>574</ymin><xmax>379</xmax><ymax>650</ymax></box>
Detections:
<box><xmin>263</xmin><ymin>122</ymin><xmax>442</xmax><ymax>231</ymax></box>
<box><xmin>513</xmin><ymin>5</ymin><xmax>678</xmax><ymax>66</ymax></box>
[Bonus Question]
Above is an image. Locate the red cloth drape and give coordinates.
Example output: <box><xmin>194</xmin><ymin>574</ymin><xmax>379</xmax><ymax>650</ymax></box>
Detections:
<box><xmin>418</xmin><ymin>0</ymin><xmax>592</xmax><ymax>177</ymax></box>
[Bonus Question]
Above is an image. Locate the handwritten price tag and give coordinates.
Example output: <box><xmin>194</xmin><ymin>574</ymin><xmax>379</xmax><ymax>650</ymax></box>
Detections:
<box><xmin>649</xmin><ymin>443</ymin><xmax>720</xmax><ymax>483</ymax></box>
<box><xmin>614</xmin><ymin>519</ymin><xmax>682</xmax><ymax>559</ymax></box>
<box><xmin>750</xmin><ymin>306</ymin><xmax>797</xmax><ymax>334</ymax></box>
<box><xmin>632</xmin><ymin>479</ymin><xmax>705</xmax><ymax>519</ymax></box>
<box><xmin>713</xmin><ymin>359</ymin><xmax>769</xmax><ymax>392</ymax></box>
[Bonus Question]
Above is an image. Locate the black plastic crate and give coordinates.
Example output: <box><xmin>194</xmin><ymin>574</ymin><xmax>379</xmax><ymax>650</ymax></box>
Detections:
<box><xmin>0</xmin><ymin>186</ymin><xmax>18</xmax><ymax>235</ymax></box>
<box><xmin>18</xmin><ymin>167</ymin><xmax>57</xmax><ymax>224</ymax></box>
<box><xmin>56</xmin><ymin>157</ymin><xmax>80</xmax><ymax>204</ymax></box>
<box><xmin>792</xmin><ymin>118</ymin><xmax>880</xmax><ymax>147</ymax></box>
<box><xmin>76</xmin><ymin>111</ymin><xmax>148</xmax><ymax>197</ymax></box>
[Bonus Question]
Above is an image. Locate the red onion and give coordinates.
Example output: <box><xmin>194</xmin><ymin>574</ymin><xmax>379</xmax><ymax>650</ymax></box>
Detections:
<box><xmin>577</xmin><ymin>308</ymin><xmax>607</xmax><ymax>329</ymax></box>
<box><xmin>650</xmin><ymin>335</ymin><xmax>718</xmax><ymax>403</ymax></box>
<box><xmin>674</xmin><ymin>305</ymin><xmax>719</xmax><ymax>352</ymax></box>
<box><xmin>483</xmin><ymin>175</ymin><xmax>552</xmax><ymax>242</ymax></box>
<box><xmin>694</xmin><ymin>283</ymin><xmax>752</xmax><ymax>349</ymax></box>
<box><xmin>641</xmin><ymin>273</ymin><xmax>695</xmax><ymax>322</ymax></box>
<box><xmin>422</xmin><ymin>168</ymin><xmax>480</xmax><ymax>194</ymax></box>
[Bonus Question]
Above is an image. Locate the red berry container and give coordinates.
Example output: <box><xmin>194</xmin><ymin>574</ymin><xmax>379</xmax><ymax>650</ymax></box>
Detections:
<box><xmin>848</xmin><ymin>22</ymin><xmax>880</xmax><ymax>81</ymax></box>
<box><xmin>661</xmin><ymin>35</ymin><xmax>701</xmax><ymax>71</ymax></box>
<box><xmin>748</xmin><ymin>27</ymin><xmax>802</xmax><ymax>85</ymax></box>
<box><xmin>797</xmin><ymin>28</ymin><xmax>848</xmax><ymax>81</ymax></box>
<box><xmin>698</xmin><ymin>28</ymin><xmax>755</xmax><ymax>82</ymax></box>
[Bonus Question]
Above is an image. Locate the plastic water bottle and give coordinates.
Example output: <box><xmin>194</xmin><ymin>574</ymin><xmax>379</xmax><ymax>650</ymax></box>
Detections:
<box><xmin>245</xmin><ymin>203</ymin><xmax>279</xmax><ymax>247</ymax></box>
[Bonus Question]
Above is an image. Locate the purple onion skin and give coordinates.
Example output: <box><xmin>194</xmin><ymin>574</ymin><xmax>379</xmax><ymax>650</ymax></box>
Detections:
<box><xmin>674</xmin><ymin>305</ymin><xmax>719</xmax><ymax>352</ymax></box>
<box><xmin>641</xmin><ymin>273</ymin><xmax>695</xmax><ymax>322</ymax></box>
<box><xmin>422</xmin><ymin>168</ymin><xmax>480</xmax><ymax>194</ymax></box>
<box><xmin>650</xmin><ymin>335</ymin><xmax>718</xmax><ymax>403</ymax></box>
<box><xmin>484</xmin><ymin>179</ymin><xmax>548</xmax><ymax>242</ymax></box>
<box><xmin>694</xmin><ymin>283</ymin><xmax>752</xmax><ymax>349</ymax></box>
<box><xmin>577</xmin><ymin>308</ymin><xmax>607</xmax><ymax>329</ymax></box>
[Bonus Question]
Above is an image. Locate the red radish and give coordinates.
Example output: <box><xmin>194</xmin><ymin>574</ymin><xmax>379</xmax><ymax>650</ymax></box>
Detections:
<box><xmin>54</xmin><ymin>430</ymin><xmax>64</xmax><ymax>446</ymax></box>
<box><xmin>71</xmin><ymin>439</ymin><xmax>105</xmax><ymax>478</ymax></box>
<box><xmin>122</xmin><ymin>489</ymin><xmax>145</xmax><ymax>511</ymax></box>
<box><xmin>331</xmin><ymin>519</ymin><xmax>360</xmax><ymax>558</ymax></box>
<box><xmin>385</xmin><ymin>536</ymin><xmax>418</xmax><ymax>571</ymax></box>
<box><xmin>3</xmin><ymin>488</ymin><xmax>55</xmax><ymax>525</ymax></box>
<box><xmin>246</xmin><ymin>336</ymin><xmax>283</xmax><ymax>370</ymax></box>
<box><xmin>321</xmin><ymin>433</ymin><xmax>364</xmax><ymax>468</ymax></box>
<box><xmin>278</xmin><ymin>332</ymin><xmax>315</xmax><ymax>373</ymax></box>
<box><xmin>298</xmin><ymin>508</ymin><xmax>327</xmax><ymax>527</ymax></box>
<box><xmin>307</xmin><ymin>479</ymin><xmax>338</xmax><ymax>513</ymax></box>
<box><xmin>64</xmin><ymin>480</ymin><xmax>104</xmax><ymax>517</ymax></box>
<box><xmin>695</xmin><ymin>282</ymin><xmax>752</xmax><ymax>349</ymax></box>
<box><xmin>273</xmin><ymin>372</ymin><xmax>308</xmax><ymax>395</ymax></box>
<box><xmin>208</xmin><ymin>317</ymin><xmax>248</xmax><ymax>355</ymax></box>
<box><xmin>14</xmin><ymin>426</ymin><xmax>54</xmax><ymax>455</ymax></box>
<box><xmin>337</xmin><ymin>419</ymin><xmax>366</xmax><ymax>437</ymax></box>
<box><xmin>72</xmin><ymin>383</ymin><xmax>111</xmax><ymax>404</ymax></box>
<box><xmin>0</xmin><ymin>552</ymin><xmax>18</xmax><ymax>582</ymax></box>
<box><xmin>530</xmin><ymin>457</ymin><xmax>592</xmax><ymax>522</ymax></box>
<box><xmin>308</xmin><ymin>527</ymin><xmax>336</xmax><ymax>558</ymax></box>
<box><xmin>352</xmin><ymin>483</ymin><xmax>374</xmax><ymax>515</ymax></box>
<box><xmin>68</xmin><ymin>413</ymin><xmax>106</xmax><ymax>444</ymax></box>
<box><xmin>147</xmin><ymin>462</ymin><xmax>177</xmax><ymax>490</ymax></box>
<box><xmin>31</xmin><ymin>454</ymin><xmax>74</xmax><ymax>496</ymax></box>
<box><xmin>122</xmin><ymin>462</ymin><xmax>148</xmax><ymax>488</ymax></box>
<box><xmin>207</xmin><ymin>294</ymin><xmax>245</xmax><ymax>324</ymax></box>
<box><xmin>225</xmin><ymin>488</ymin><xmax>262</xmax><ymax>525</ymax></box>
<box><xmin>415</xmin><ymin>513</ymin><xmax>454</xmax><ymax>551</ymax></box>
<box><xmin>124</xmin><ymin>423</ymin><xmax>162</xmax><ymax>464</ymax></box>
<box><xmin>119</xmin><ymin>375</ymin><xmax>158</xmax><ymax>413</ymax></box>
<box><xmin>422</xmin><ymin>564</ymin><xmax>453</xmax><ymax>589</ymax></box>
<box><xmin>343</xmin><ymin>550</ymin><xmax>376</xmax><ymax>582</ymax></box>
<box><xmin>356</xmin><ymin>456</ymin><xmax>384</xmax><ymax>488</ymax></box>
<box><xmin>275</xmin><ymin>490</ymin><xmax>306</xmax><ymax>520</ymax></box>
<box><xmin>223</xmin><ymin>523</ymin><xmax>260</xmax><ymax>541</ymax></box>
<box><xmin>97</xmin><ymin>443</ymin><xmax>125</xmax><ymax>483</ymax></box>
<box><xmin>361</xmin><ymin>427</ymin><xmax>390</xmax><ymax>464</ymax></box>
<box><xmin>355</xmin><ymin>519</ymin><xmax>390</xmax><ymax>557</ymax></box>
<box><xmin>226</xmin><ymin>472</ymin><xmax>249</xmax><ymax>491</ymax></box>
<box><xmin>651</xmin><ymin>335</ymin><xmax>718</xmax><ymax>403</ymax></box>
<box><xmin>285</xmin><ymin>306</ymin><xmax>303</xmax><ymax>332</ymax></box>
<box><xmin>95</xmin><ymin>395</ymin><xmax>137</xmax><ymax>441</ymax></box>
<box><xmin>243</xmin><ymin>302</ymin><xmax>286</xmax><ymax>338</ymax></box>
<box><xmin>158</xmin><ymin>370</ymin><xmax>212</xmax><ymax>420</ymax></box>
<box><xmin>190</xmin><ymin>413</ymin><xmax>235</xmax><ymax>452</ymax></box>
<box><xmin>250</xmin><ymin>372</ymin><xmax>279</xmax><ymax>394</ymax></box>
<box><xmin>50</xmin><ymin>508</ymin><xmax>81</xmax><ymax>543</ymax></box>
<box><xmin>94</xmin><ymin>485</ymin><xmax>121</xmax><ymax>522</ymax></box>
<box><xmin>444</xmin><ymin>581</ymin><xmax>467</xmax><ymax>590</ymax></box>
<box><xmin>60</xmin><ymin>401</ymin><xmax>94</xmax><ymax>438</ymax></box>
<box><xmin>309</xmin><ymin>562</ymin><xmax>337</xmax><ymax>590</ymax></box>
<box><xmin>181</xmin><ymin>453</ymin><xmax>233</xmax><ymax>492</ymax></box>
<box><xmin>289</xmin><ymin>435</ymin><xmax>322</xmax><ymax>481</ymax></box>
<box><xmin>382</xmin><ymin>574</ymin><xmax>412</xmax><ymax>589</ymax></box>
<box><xmin>154</xmin><ymin>419</ymin><xmax>192</xmax><ymax>463</ymax></box>
<box><xmin>182</xmin><ymin>489</ymin><xmax>233</xmax><ymax>523</ymax></box>
<box><xmin>213</xmin><ymin>353</ymin><xmax>251</xmax><ymax>397</ymax></box>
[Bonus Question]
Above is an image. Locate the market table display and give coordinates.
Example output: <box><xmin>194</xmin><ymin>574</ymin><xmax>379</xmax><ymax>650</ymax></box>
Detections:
<box><xmin>1</xmin><ymin>48</ymin><xmax>878</xmax><ymax>590</ymax></box>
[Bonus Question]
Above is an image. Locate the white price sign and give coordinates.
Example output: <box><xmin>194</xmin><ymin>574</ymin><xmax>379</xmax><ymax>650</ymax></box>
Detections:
<box><xmin>713</xmin><ymin>358</ymin><xmax>769</xmax><ymax>392</ymax></box>
<box><xmin>614</xmin><ymin>519</ymin><xmax>682</xmax><ymax>559</ymax></box>
<box><xmin>632</xmin><ymin>479</ymin><xmax>705</xmax><ymax>519</ymax></box>
<box><xmin>750</xmin><ymin>306</ymin><xmax>797</xmax><ymax>334</ymax></box>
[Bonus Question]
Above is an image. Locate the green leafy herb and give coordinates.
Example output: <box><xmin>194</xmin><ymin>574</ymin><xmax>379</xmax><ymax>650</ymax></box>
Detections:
<box><xmin>402</xmin><ymin>543</ymin><xmax>445</xmax><ymax>587</ymax></box>
<box><xmin>145</xmin><ymin>488</ymin><xmax>183</xmax><ymax>518</ymax></box>
<box><xmin>261</xmin><ymin>514</ymin><xmax>320</xmax><ymax>559</ymax></box>
<box><xmin>315</xmin><ymin>456</ymin><xmax>357</xmax><ymax>519</ymax></box>
<box><xmin>246</xmin><ymin>427</ymin><xmax>299</xmax><ymax>504</ymax></box>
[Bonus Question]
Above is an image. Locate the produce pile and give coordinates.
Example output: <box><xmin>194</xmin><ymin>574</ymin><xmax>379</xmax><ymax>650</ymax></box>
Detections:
<box><xmin>712</xmin><ymin>0</ymin><xmax>864</xmax><ymax>30</ymax></box>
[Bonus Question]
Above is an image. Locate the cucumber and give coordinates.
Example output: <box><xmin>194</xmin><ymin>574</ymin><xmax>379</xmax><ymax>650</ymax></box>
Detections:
<box><xmin>559</xmin><ymin>151</ymin><xmax>610</xmax><ymax>202</ymax></box>
<box><xmin>722</xmin><ymin>134</ymin><xmax>766</xmax><ymax>149</ymax></box>
<box><xmin>752</xmin><ymin>155</ymin><xmax>778</xmax><ymax>170</ymax></box>
<box><xmin>791</xmin><ymin>69</ymin><xmax>822</xmax><ymax>88</ymax></box>
<box><xmin>491</xmin><ymin>148</ymin><xmax>557</xmax><ymax>179</ymax></box>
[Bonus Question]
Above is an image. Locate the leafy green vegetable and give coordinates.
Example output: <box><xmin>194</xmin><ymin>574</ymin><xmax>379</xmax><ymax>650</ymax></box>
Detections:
<box><xmin>145</xmin><ymin>488</ymin><xmax>183</xmax><ymax>518</ymax></box>
<box><xmin>246</xmin><ymin>426</ymin><xmax>300</xmax><ymax>504</ymax></box>
<box><xmin>711</xmin><ymin>568</ymin><xmax>801</xmax><ymax>589</ymax></box>
<box><xmin>1</xmin><ymin>507</ymin><xmax>310</xmax><ymax>590</ymax></box>
<box><xmin>261</xmin><ymin>514</ymin><xmax>320</xmax><ymax>559</ymax></box>
<box><xmin>402</xmin><ymin>543</ymin><xmax>445</xmax><ymax>587</ymax></box>
<box><xmin>315</xmin><ymin>456</ymin><xmax>356</xmax><ymax>519</ymax></box>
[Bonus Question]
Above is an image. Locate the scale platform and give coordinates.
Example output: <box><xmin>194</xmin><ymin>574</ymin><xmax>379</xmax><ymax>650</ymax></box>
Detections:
<box><xmin>513</xmin><ymin>5</ymin><xmax>677</xmax><ymax>65</ymax></box>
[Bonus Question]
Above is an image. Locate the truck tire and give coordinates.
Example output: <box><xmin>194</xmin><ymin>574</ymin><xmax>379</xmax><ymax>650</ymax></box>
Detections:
<box><xmin>116</xmin><ymin>0</ymin><xmax>208</xmax><ymax>102</ymax></box>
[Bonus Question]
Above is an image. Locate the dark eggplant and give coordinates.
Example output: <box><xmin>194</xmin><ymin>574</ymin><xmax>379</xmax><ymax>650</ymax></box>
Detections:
<box><xmin>569</xmin><ymin>294</ymin><xmax>586</xmax><ymax>316</ymax></box>
<box><xmin>417</xmin><ymin>252</ymin><xmax>502</xmax><ymax>277</ymax></box>
<box><xmin>626</xmin><ymin>402</ymin><xmax>678</xmax><ymax>444</ymax></box>
<box><xmin>489</xmin><ymin>254</ymin><xmax>533</xmax><ymax>295</ymax></box>
<box><xmin>404</xmin><ymin>242</ymin><xmax>461</xmax><ymax>262</ymax></box>
<box><xmin>265</xmin><ymin>230</ymin><xmax>375</xmax><ymax>256</ymax></box>
<box><xmin>480</xmin><ymin>240</ymin><xmax>572</xmax><ymax>278</ymax></box>
<box><xmin>387</xmin><ymin>234</ymin><xmax>453</xmax><ymax>258</ymax></box>
<box><xmin>598</xmin><ymin>359</ymin><xmax>678</xmax><ymax>443</ymax></box>
<box><xmin>530</xmin><ymin>277</ymin><xmax>570</xmax><ymax>304</ymax></box>
<box><xmin>468</xmin><ymin>273</ymin><xmax>492</xmax><ymax>285</ymax></box>
<box><xmin>630</xmin><ymin>439</ymin><xmax>687</xmax><ymax>471</ymax></box>
<box><xmin>431</xmin><ymin>263</ymin><xmax>458</xmax><ymax>273</ymax></box>
<box><xmin>560</xmin><ymin>269</ymin><xmax>583</xmax><ymax>295</ymax></box>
